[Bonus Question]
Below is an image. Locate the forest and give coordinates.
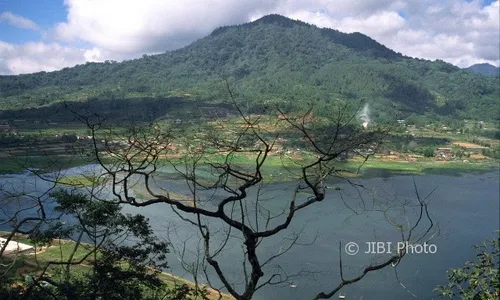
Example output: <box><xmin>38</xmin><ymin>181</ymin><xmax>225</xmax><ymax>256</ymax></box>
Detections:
<box><xmin>0</xmin><ymin>14</ymin><xmax>498</xmax><ymax>124</ymax></box>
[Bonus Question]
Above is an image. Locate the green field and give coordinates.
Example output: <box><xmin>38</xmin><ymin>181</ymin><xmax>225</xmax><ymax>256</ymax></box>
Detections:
<box><xmin>0</xmin><ymin>234</ymin><xmax>233</xmax><ymax>300</ymax></box>
<box><xmin>0</xmin><ymin>155</ymin><xmax>97</xmax><ymax>174</ymax></box>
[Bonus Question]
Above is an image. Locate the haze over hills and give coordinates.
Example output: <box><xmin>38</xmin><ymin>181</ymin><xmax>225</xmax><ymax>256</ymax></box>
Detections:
<box><xmin>0</xmin><ymin>14</ymin><xmax>498</xmax><ymax>122</ymax></box>
<box><xmin>465</xmin><ymin>63</ymin><xmax>500</xmax><ymax>77</ymax></box>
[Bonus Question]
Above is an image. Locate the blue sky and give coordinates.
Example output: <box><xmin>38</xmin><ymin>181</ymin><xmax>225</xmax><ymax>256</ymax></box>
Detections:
<box><xmin>0</xmin><ymin>0</ymin><xmax>62</xmax><ymax>42</ymax></box>
<box><xmin>0</xmin><ymin>0</ymin><xmax>498</xmax><ymax>74</ymax></box>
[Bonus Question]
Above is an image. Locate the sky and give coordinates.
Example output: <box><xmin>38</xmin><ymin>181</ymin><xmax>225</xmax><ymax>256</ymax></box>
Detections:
<box><xmin>0</xmin><ymin>0</ymin><xmax>498</xmax><ymax>75</ymax></box>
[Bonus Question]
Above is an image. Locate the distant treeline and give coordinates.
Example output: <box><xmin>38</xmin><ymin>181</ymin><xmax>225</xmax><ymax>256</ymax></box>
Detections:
<box><xmin>0</xmin><ymin>97</ymin><xmax>236</xmax><ymax>125</ymax></box>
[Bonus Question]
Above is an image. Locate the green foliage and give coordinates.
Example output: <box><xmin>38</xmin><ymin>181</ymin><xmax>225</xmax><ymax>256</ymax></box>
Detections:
<box><xmin>435</xmin><ymin>234</ymin><xmax>500</xmax><ymax>299</ymax></box>
<box><xmin>482</xmin><ymin>148</ymin><xmax>500</xmax><ymax>159</ymax></box>
<box><xmin>0</xmin><ymin>15</ymin><xmax>498</xmax><ymax>123</ymax></box>
<box><xmin>423</xmin><ymin>147</ymin><xmax>435</xmax><ymax>157</ymax></box>
<box><xmin>0</xmin><ymin>190</ymin><xmax>195</xmax><ymax>300</ymax></box>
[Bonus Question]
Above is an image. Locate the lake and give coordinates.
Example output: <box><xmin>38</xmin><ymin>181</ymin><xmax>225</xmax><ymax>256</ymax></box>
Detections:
<box><xmin>1</xmin><ymin>166</ymin><xmax>498</xmax><ymax>299</ymax></box>
<box><xmin>120</xmin><ymin>168</ymin><xmax>499</xmax><ymax>300</ymax></box>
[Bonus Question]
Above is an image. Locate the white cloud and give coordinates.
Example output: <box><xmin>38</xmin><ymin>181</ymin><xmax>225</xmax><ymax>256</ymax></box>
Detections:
<box><xmin>0</xmin><ymin>41</ymin><xmax>88</xmax><ymax>74</ymax></box>
<box><xmin>289</xmin><ymin>10</ymin><xmax>405</xmax><ymax>37</ymax></box>
<box><xmin>389</xmin><ymin>29</ymin><xmax>478</xmax><ymax>66</ymax></box>
<box><xmin>54</xmin><ymin>0</ymin><xmax>279</xmax><ymax>54</ymax></box>
<box><xmin>0</xmin><ymin>11</ymin><xmax>40</xmax><ymax>31</ymax></box>
<box><xmin>393</xmin><ymin>0</ymin><xmax>500</xmax><ymax>66</ymax></box>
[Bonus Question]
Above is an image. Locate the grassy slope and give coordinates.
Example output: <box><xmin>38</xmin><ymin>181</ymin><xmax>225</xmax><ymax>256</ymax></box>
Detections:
<box><xmin>0</xmin><ymin>234</ymin><xmax>233</xmax><ymax>300</ymax></box>
<box><xmin>0</xmin><ymin>156</ymin><xmax>96</xmax><ymax>174</ymax></box>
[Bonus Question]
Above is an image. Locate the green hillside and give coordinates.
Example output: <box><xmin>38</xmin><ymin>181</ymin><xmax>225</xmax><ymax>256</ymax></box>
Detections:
<box><xmin>0</xmin><ymin>14</ymin><xmax>498</xmax><ymax>122</ymax></box>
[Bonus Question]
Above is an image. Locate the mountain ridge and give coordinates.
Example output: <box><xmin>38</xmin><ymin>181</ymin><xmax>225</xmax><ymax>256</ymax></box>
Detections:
<box><xmin>211</xmin><ymin>14</ymin><xmax>403</xmax><ymax>61</ymax></box>
<box><xmin>0</xmin><ymin>14</ymin><xmax>498</xmax><ymax>122</ymax></box>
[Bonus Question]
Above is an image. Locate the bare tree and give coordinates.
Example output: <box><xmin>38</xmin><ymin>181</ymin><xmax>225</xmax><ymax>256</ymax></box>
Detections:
<box><xmin>59</xmin><ymin>82</ymin><xmax>438</xmax><ymax>300</ymax></box>
<box><xmin>0</xmin><ymin>80</ymin><xmax>438</xmax><ymax>299</ymax></box>
<box><xmin>0</xmin><ymin>152</ymin><xmax>183</xmax><ymax>299</ymax></box>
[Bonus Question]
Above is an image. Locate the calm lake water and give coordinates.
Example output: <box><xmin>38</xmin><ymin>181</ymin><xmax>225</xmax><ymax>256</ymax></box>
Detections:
<box><xmin>120</xmin><ymin>168</ymin><xmax>499</xmax><ymax>300</ymax></box>
<box><xmin>1</xmin><ymin>166</ymin><xmax>498</xmax><ymax>300</ymax></box>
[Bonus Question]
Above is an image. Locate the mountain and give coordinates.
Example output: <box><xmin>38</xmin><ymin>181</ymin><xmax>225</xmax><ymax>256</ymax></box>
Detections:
<box><xmin>465</xmin><ymin>63</ymin><xmax>500</xmax><ymax>77</ymax></box>
<box><xmin>0</xmin><ymin>14</ymin><xmax>498</xmax><ymax>122</ymax></box>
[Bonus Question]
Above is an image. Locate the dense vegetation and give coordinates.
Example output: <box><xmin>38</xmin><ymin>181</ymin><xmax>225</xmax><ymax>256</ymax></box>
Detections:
<box><xmin>0</xmin><ymin>14</ymin><xmax>498</xmax><ymax>124</ymax></box>
<box><xmin>435</xmin><ymin>233</ymin><xmax>499</xmax><ymax>299</ymax></box>
<box><xmin>0</xmin><ymin>190</ymin><xmax>203</xmax><ymax>300</ymax></box>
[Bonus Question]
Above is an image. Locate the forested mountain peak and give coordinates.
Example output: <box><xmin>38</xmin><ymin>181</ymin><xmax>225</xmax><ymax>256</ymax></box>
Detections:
<box><xmin>251</xmin><ymin>14</ymin><xmax>310</xmax><ymax>27</ymax></box>
<box><xmin>210</xmin><ymin>14</ymin><xmax>310</xmax><ymax>36</ymax></box>
<box><xmin>208</xmin><ymin>14</ymin><xmax>401</xmax><ymax>60</ymax></box>
<box><xmin>0</xmin><ymin>14</ymin><xmax>498</xmax><ymax>123</ymax></box>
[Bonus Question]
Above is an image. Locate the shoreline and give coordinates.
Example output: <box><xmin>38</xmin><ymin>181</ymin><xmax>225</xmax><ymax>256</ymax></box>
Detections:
<box><xmin>158</xmin><ymin>270</ymin><xmax>234</xmax><ymax>300</ymax></box>
<box><xmin>0</xmin><ymin>153</ymin><xmax>497</xmax><ymax>177</ymax></box>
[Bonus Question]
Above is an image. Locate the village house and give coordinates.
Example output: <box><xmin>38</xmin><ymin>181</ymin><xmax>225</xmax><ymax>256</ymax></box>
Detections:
<box><xmin>436</xmin><ymin>147</ymin><xmax>453</xmax><ymax>160</ymax></box>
